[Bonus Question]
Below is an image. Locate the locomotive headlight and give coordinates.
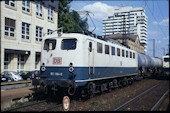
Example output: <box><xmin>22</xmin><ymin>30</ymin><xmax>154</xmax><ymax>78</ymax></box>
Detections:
<box><xmin>41</xmin><ymin>66</ymin><xmax>46</xmax><ymax>72</ymax></box>
<box><xmin>69</xmin><ymin>67</ymin><xmax>74</xmax><ymax>72</ymax></box>
<box><xmin>69</xmin><ymin>62</ymin><xmax>74</xmax><ymax>72</ymax></box>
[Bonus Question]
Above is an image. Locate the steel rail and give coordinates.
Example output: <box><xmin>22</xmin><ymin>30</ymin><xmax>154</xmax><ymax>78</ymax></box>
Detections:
<box><xmin>113</xmin><ymin>82</ymin><xmax>162</xmax><ymax>111</ymax></box>
<box><xmin>42</xmin><ymin>100</ymin><xmax>77</xmax><ymax>111</ymax></box>
<box><xmin>151</xmin><ymin>89</ymin><xmax>169</xmax><ymax>111</ymax></box>
<box><xmin>42</xmin><ymin>103</ymin><xmax>63</xmax><ymax>111</ymax></box>
<box><xmin>3</xmin><ymin>100</ymin><xmax>47</xmax><ymax>112</ymax></box>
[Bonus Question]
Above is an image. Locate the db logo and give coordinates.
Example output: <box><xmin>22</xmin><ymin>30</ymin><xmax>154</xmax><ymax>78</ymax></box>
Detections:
<box><xmin>53</xmin><ymin>57</ymin><xmax>62</xmax><ymax>65</ymax></box>
<box><xmin>63</xmin><ymin>96</ymin><xmax>70</xmax><ymax>111</ymax></box>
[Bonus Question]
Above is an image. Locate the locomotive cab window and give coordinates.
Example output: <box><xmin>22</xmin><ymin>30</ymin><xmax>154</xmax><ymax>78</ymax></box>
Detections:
<box><xmin>44</xmin><ymin>39</ymin><xmax>56</xmax><ymax>50</ymax></box>
<box><xmin>61</xmin><ymin>38</ymin><xmax>77</xmax><ymax>50</ymax></box>
<box><xmin>164</xmin><ymin>58</ymin><xmax>170</xmax><ymax>62</ymax></box>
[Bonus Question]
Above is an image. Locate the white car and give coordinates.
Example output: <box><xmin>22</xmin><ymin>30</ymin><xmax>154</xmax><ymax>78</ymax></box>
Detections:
<box><xmin>2</xmin><ymin>71</ymin><xmax>23</xmax><ymax>81</ymax></box>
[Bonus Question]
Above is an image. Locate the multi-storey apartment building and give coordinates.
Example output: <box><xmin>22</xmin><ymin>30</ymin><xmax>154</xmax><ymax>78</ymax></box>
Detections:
<box><xmin>0</xmin><ymin>0</ymin><xmax>58</xmax><ymax>73</ymax></box>
<box><xmin>103</xmin><ymin>5</ymin><xmax>148</xmax><ymax>52</ymax></box>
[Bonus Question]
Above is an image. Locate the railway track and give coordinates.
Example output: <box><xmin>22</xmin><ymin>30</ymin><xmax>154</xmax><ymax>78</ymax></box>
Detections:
<box><xmin>2</xmin><ymin>79</ymin><xmax>169</xmax><ymax>111</ymax></box>
<box><xmin>113</xmin><ymin>81</ymin><xmax>169</xmax><ymax>111</ymax></box>
<box><xmin>4</xmin><ymin>95</ymin><xmax>78</xmax><ymax>112</ymax></box>
<box><xmin>151</xmin><ymin>90</ymin><xmax>169</xmax><ymax>111</ymax></box>
<box><xmin>4</xmin><ymin>100</ymin><xmax>63</xmax><ymax>112</ymax></box>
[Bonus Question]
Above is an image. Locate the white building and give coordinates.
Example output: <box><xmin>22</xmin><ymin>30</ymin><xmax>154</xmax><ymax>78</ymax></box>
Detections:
<box><xmin>103</xmin><ymin>5</ymin><xmax>148</xmax><ymax>52</ymax></box>
<box><xmin>0</xmin><ymin>0</ymin><xmax>58</xmax><ymax>73</ymax></box>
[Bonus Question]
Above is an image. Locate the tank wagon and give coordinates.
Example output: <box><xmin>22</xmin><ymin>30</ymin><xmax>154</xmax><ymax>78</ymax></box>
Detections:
<box><xmin>32</xmin><ymin>29</ymin><xmax>162</xmax><ymax>97</ymax></box>
<box><xmin>138</xmin><ymin>53</ymin><xmax>162</xmax><ymax>78</ymax></box>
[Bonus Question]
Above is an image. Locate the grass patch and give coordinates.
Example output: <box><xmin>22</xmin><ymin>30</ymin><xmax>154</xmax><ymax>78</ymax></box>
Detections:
<box><xmin>93</xmin><ymin>100</ymin><xmax>100</xmax><ymax>107</ymax></box>
<box><xmin>102</xmin><ymin>99</ymin><xmax>107</xmax><ymax>105</ymax></box>
<box><xmin>12</xmin><ymin>101</ymin><xmax>30</xmax><ymax>108</ymax></box>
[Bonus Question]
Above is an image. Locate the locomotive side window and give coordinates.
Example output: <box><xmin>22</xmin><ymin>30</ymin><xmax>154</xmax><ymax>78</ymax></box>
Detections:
<box><xmin>122</xmin><ymin>49</ymin><xmax>125</xmax><ymax>57</ymax></box>
<box><xmin>97</xmin><ymin>42</ymin><xmax>102</xmax><ymax>53</ymax></box>
<box><xmin>44</xmin><ymin>39</ymin><xmax>56</xmax><ymax>50</ymax></box>
<box><xmin>105</xmin><ymin>45</ymin><xmax>109</xmax><ymax>54</ymax></box>
<box><xmin>133</xmin><ymin>52</ymin><xmax>135</xmax><ymax>59</ymax></box>
<box><xmin>61</xmin><ymin>38</ymin><xmax>77</xmax><ymax>50</ymax></box>
<box><xmin>130</xmin><ymin>51</ymin><xmax>132</xmax><ymax>58</ymax></box>
<box><xmin>126</xmin><ymin>50</ymin><xmax>128</xmax><ymax>58</ymax></box>
<box><xmin>111</xmin><ymin>46</ymin><xmax>115</xmax><ymax>55</ymax></box>
<box><xmin>117</xmin><ymin>48</ymin><xmax>120</xmax><ymax>56</ymax></box>
<box><xmin>89</xmin><ymin>42</ymin><xmax>92</xmax><ymax>52</ymax></box>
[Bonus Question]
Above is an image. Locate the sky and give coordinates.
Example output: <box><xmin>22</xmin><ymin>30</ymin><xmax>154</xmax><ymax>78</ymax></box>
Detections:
<box><xmin>70</xmin><ymin>0</ymin><xmax>169</xmax><ymax>58</ymax></box>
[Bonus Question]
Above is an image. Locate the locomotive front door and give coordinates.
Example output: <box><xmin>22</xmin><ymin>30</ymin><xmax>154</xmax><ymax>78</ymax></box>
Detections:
<box><xmin>88</xmin><ymin>40</ymin><xmax>95</xmax><ymax>76</ymax></box>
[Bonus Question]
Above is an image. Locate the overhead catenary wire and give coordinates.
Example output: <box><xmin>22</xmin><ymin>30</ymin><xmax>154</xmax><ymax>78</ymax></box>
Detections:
<box><xmin>156</xmin><ymin>0</ymin><xmax>165</xmax><ymax>19</ymax></box>
<box><xmin>144</xmin><ymin>1</ymin><xmax>167</xmax><ymax>38</ymax></box>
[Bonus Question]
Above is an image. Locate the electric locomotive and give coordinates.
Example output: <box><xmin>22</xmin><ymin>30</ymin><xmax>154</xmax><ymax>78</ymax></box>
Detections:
<box><xmin>162</xmin><ymin>55</ymin><xmax>170</xmax><ymax>79</ymax></box>
<box><xmin>32</xmin><ymin>28</ymin><xmax>162</xmax><ymax>97</ymax></box>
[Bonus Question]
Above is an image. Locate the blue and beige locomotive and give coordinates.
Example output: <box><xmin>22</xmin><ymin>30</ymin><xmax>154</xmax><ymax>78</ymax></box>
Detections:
<box><xmin>32</xmin><ymin>28</ymin><xmax>162</xmax><ymax>97</ymax></box>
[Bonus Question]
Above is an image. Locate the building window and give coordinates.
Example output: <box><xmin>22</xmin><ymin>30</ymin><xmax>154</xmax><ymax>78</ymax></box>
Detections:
<box><xmin>111</xmin><ymin>46</ymin><xmax>115</xmax><ymax>55</ymax></box>
<box><xmin>5</xmin><ymin>17</ymin><xmax>15</xmax><ymax>37</ymax></box>
<box><xmin>22</xmin><ymin>0</ymin><xmax>30</xmax><ymax>12</ymax></box>
<box><xmin>117</xmin><ymin>48</ymin><xmax>120</xmax><ymax>56</ymax></box>
<box><xmin>5</xmin><ymin>0</ymin><xmax>15</xmax><ymax>7</ymax></box>
<box><xmin>105</xmin><ymin>45</ymin><xmax>109</xmax><ymax>54</ymax></box>
<box><xmin>17</xmin><ymin>55</ymin><xmax>25</xmax><ymax>72</ymax></box>
<box><xmin>36</xmin><ymin>1</ymin><xmax>43</xmax><ymax>17</ymax></box>
<box><xmin>4</xmin><ymin>54</ymin><xmax>10</xmax><ymax>70</ymax></box>
<box><xmin>48</xmin><ymin>6</ymin><xmax>54</xmax><ymax>21</ymax></box>
<box><xmin>22</xmin><ymin>22</ymin><xmax>30</xmax><ymax>40</ymax></box>
<box><xmin>36</xmin><ymin>26</ymin><xmax>42</xmax><ymax>41</ymax></box>
<box><xmin>35</xmin><ymin>54</ymin><xmax>40</xmax><ymax>69</ymax></box>
<box><xmin>97</xmin><ymin>42</ymin><xmax>102</xmax><ymax>53</ymax></box>
<box><xmin>47</xmin><ymin>29</ymin><xmax>52</xmax><ymax>35</ymax></box>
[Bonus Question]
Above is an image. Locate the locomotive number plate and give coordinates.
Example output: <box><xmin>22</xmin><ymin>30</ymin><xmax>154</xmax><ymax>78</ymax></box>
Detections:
<box><xmin>53</xmin><ymin>57</ymin><xmax>62</xmax><ymax>65</ymax></box>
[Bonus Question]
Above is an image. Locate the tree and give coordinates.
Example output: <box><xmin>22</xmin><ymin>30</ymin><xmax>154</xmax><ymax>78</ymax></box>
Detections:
<box><xmin>58</xmin><ymin>0</ymin><xmax>88</xmax><ymax>33</ymax></box>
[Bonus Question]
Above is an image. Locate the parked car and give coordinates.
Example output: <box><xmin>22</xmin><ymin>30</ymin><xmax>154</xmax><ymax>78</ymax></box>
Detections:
<box><xmin>1</xmin><ymin>75</ymin><xmax>8</xmax><ymax>82</ymax></box>
<box><xmin>27</xmin><ymin>70</ymin><xmax>40</xmax><ymax>79</ymax></box>
<box><xmin>20</xmin><ymin>71</ymin><xmax>30</xmax><ymax>80</ymax></box>
<box><xmin>2</xmin><ymin>71</ymin><xmax>23</xmax><ymax>81</ymax></box>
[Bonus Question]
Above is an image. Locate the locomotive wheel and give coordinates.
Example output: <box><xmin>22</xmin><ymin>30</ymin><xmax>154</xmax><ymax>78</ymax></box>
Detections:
<box><xmin>113</xmin><ymin>79</ymin><xmax>118</xmax><ymax>89</ymax></box>
<box><xmin>88</xmin><ymin>83</ymin><xmax>95</xmax><ymax>98</ymax></box>
<box><xmin>100</xmin><ymin>83</ymin><xmax>106</xmax><ymax>94</ymax></box>
<box><xmin>107</xmin><ymin>82</ymin><xmax>112</xmax><ymax>93</ymax></box>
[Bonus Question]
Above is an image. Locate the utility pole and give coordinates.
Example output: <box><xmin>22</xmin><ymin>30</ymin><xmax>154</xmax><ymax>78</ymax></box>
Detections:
<box><xmin>149</xmin><ymin>39</ymin><xmax>155</xmax><ymax>57</ymax></box>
